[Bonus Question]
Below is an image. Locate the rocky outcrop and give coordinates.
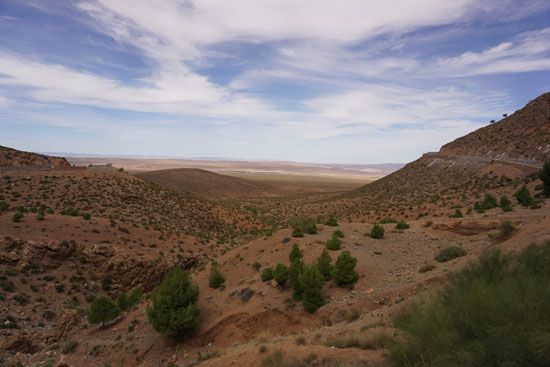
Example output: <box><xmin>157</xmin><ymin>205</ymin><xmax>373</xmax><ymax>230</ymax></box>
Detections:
<box><xmin>440</xmin><ymin>93</ymin><xmax>550</xmax><ymax>162</ymax></box>
<box><xmin>432</xmin><ymin>219</ymin><xmax>500</xmax><ymax>236</ymax></box>
<box><xmin>0</xmin><ymin>237</ymin><xmax>204</xmax><ymax>292</ymax></box>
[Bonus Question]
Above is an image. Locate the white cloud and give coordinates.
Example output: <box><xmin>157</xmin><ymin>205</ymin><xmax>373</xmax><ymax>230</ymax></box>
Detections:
<box><xmin>436</xmin><ymin>28</ymin><xmax>550</xmax><ymax>75</ymax></box>
<box><xmin>0</xmin><ymin>52</ymin><xmax>281</xmax><ymax>120</ymax></box>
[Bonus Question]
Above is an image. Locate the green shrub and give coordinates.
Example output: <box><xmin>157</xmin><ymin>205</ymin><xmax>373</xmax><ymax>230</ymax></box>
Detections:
<box><xmin>147</xmin><ymin>267</ymin><xmax>200</xmax><ymax>335</ymax></box>
<box><xmin>62</xmin><ymin>340</ymin><xmax>78</xmax><ymax>354</ymax></box>
<box><xmin>208</xmin><ymin>261</ymin><xmax>225</xmax><ymax>289</ymax></box>
<box><xmin>450</xmin><ymin>209</ymin><xmax>463</xmax><ymax>218</ymax></box>
<box><xmin>539</xmin><ymin>161</ymin><xmax>550</xmax><ymax>197</ymax></box>
<box><xmin>82</xmin><ymin>213</ymin><xmax>91</xmax><ymax>220</ymax></box>
<box><xmin>482</xmin><ymin>193</ymin><xmax>498</xmax><ymax>209</ymax></box>
<box><xmin>289</xmin><ymin>244</ymin><xmax>303</xmax><ymax>263</ymax></box>
<box><xmin>127</xmin><ymin>289</ymin><xmax>142</xmax><ymax>308</ymax></box>
<box><xmin>326</xmin><ymin>236</ymin><xmax>342</xmax><ymax>250</ymax></box>
<box><xmin>370</xmin><ymin>224</ymin><xmax>384</xmax><ymax>239</ymax></box>
<box><xmin>87</xmin><ymin>297</ymin><xmax>120</xmax><ymax>326</ymax></box>
<box><xmin>273</xmin><ymin>263</ymin><xmax>289</xmax><ymax>286</ymax></box>
<box><xmin>101</xmin><ymin>276</ymin><xmax>112</xmax><ymax>291</ymax></box>
<box><xmin>500</xmin><ymin>195</ymin><xmax>513</xmax><ymax>212</ymax></box>
<box><xmin>306</xmin><ymin>223</ymin><xmax>318</xmax><ymax>235</ymax></box>
<box><xmin>514</xmin><ymin>186</ymin><xmax>534</xmax><ymax>206</ymax></box>
<box><xmin>395</xmin><ymin>220</ymin><xmax>410</xmax><ymax>230</ymax></box>
<box><xmin>261</xmin><ymin>267</ymin><xmax>274</xmax><ymax>282</ymax></box>
<box><xmin>289</xmin><ymin>216</ymin><xmax>317</xmax><ymax>236</ymax></box>
<box><xmin>473</xmin><ymin>201</ymin><xmax>486</xmax><ymax>213</ymax></box>
<box><xmin>116</xmin><ymin>293</ymin><xmax>129</xmax><ymax>311</ymax></box>
<box><xmin>298</xmin><ymin>265</ymin><xmax>324</xmax><ymax>313</ymax></box>
<box><xmin>291</xmin><ymin>228</ymin><xmax>304</xmax><ymax>237</ymax></box>
<box><xmin>325</xmin><ymin>214</ymin><xmax>338</xmax><ymax>226</ymax></box>
<box><xmin>12</xmin><ymin>211</ymin><xmax>23</xmax><ymax>223</ymax></box>
<box><xmin>391</xmin><ymin>243</ymin><xmax>550</xmax><ymax>367</ymax></box>
<box><xmin>0</xmin><ymin>200</ymin><xmax>8</xmax><ymax>211</ymax></box>
<box><xmin>332</xmin><ymin>229</ymin><xmax>345</xmax><ymax>238</ymax></box>
<box><xmin>317</xmin><ymin>250</ymin><xmax>333</xmax><ymax>281</ymax></box>
<box><xmin>333</xmin><ymin>251</ymin><xmax>358</xmax><ymax>286</ymax></box>
<box><xmin>490</xmin><ymin>220</ymin><xmax>516</xmax><ymax>241</ymax></box>
<box><xmin>380</xmin><ymin>217</ymin><xmax>398</xmax><ymax>224</ymax></box>
<box><xmin>61</xmin><ymin>207</ymin><xmax>79</xmax><ymax>216</ymax></box>
<box><xmin>435</xmin><ymin>245</ymin><xmax>466</xmax><ymax>262</ymax></box>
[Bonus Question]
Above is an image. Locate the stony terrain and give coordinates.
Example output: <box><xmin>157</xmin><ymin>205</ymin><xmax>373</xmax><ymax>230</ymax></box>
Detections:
<box><xmin>0</xmin><ymin>94</ymin><xmax>549</xmax><ymax>367</ymax></box>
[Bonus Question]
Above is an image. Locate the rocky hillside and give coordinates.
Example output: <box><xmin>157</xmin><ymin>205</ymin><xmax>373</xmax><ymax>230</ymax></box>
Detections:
<box><xmin>0</xmin><ymin>145</ymin><xmax>71</xmax><ymax>169</ymax></box>
<box><xmin>440</xmin><ymin>92</ymin><xmax>550</xmax><ymax>162</ymax></box>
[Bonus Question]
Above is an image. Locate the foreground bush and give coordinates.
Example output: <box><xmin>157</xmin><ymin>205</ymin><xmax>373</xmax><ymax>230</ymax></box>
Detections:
<box><xmin>147</xmin><ymin>267</ymin><xmax>200</xmax><ymax>335</ymax></box>
<box><xmin>435</xmin><ymin>245</ymin><xmax>466</xmax><ymax>262</ymax></box>
<box><xmin>391</xmin><ymin>242</ymin><xmax>550</xmax><ymax>367</ymax></box>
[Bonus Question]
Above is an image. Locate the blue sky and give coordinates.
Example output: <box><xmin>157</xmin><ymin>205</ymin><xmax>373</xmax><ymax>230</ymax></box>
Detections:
<box><xmin>0</xmin><ymin>0</ymin><xmax>549</xmax><ymax>163</ymax></box>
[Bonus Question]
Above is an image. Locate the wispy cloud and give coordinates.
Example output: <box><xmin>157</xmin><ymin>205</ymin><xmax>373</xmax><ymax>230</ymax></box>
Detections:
<box><xmin>436</xmin><ymin>27</ymin><xmax>550</xmax><ymax>75</ymax></box>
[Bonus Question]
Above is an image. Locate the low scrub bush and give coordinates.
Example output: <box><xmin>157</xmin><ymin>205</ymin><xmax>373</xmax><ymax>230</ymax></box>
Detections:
<box><xmin>333</xmin><ymin>251</ymin><xmax>358</xmax><ymax>286</ymax></box>
<box><xmin>391</xmin><ymin>242</ymin><xmax>550</xmax><ymax>367</ymax></box>
<box><xmin>325</xmin><ymin>214</ymin><xmax>338</xmax><ymax>226</ymax></box>
<box><xmin>261</xmin><ymin>267</ymin><xmax>274</xmax><ymax>282</ymax></box>
<box><xmin>370</xmin><ymin>224</ymin><xmax>384</xmax><ymax>239</ymax></box>
<box><xmin>435</xmin><ymin>245</ymin><xmax>466</xmax><ymax>262</ymax></box>
<box><xmin>326</xmin><ymin>236</ymin><xmax>342</xmax><ymax>250</ymax></box>
<box><xmin>514</xmin><ymin>186</ymin><xmax>534</xmax><ymax>206</ymax></box>
<box><xmin>208</xmin><ymin>261</ymin><xmax>225</xmax><ymax>289</ymax></box>
<box><xmin>395</xmin><ymin>220</ymin><xmax>409</xmax><ymax>230</ymax></box>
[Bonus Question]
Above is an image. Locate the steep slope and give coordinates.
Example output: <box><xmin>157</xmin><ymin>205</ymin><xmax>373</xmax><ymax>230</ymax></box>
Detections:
<box><xmin>0</xmin><ymin>145</ymin><xmax>71</xmax><ymax>169</ymax></box>
<box><xmin>136</xmin><ymin>168</ymin><xmax>275</xmax><ymax>199</ymax></box>
<box><xmin>440</xmin><ymin>92</ymin><xmax>550</xmax><ymax>161</ymax></box>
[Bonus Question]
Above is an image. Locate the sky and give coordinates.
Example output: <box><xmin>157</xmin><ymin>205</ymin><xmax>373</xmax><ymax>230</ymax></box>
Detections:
<box><xmin>0</xmin><ymin>0</ymin><xmax>549</xmax><ymax>164</ymax></box>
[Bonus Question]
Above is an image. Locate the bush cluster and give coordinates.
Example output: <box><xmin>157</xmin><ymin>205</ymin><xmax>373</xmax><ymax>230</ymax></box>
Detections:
<box><xmin>264</xmin><ymin>244</ymin><xmax>358</xmax><ymax>313</ymax></box>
